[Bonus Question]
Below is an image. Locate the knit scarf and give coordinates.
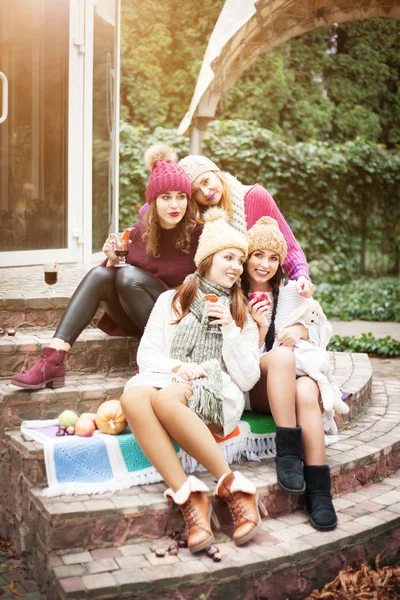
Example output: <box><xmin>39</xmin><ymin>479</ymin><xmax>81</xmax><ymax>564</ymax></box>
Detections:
<box><xmin>169</xmin><ymin>274</ymin><xmax>232</xmax><ymax>427</ymax></box>
<box><xmin>223</xmin><ymin>172</ymin><xmax>247</xmax><ymax>236</ymax></box>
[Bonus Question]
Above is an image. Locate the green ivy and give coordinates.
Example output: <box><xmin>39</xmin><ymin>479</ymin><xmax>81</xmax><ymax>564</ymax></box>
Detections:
<box><xmin>315</xmin><ymin>277</ymin><xmax>400</xmax><ymax>322</ymax></box>
<box><xmin>328</xmin><ymin>333</ymin><xmax>400</xmax><ymax>357</ymax></box>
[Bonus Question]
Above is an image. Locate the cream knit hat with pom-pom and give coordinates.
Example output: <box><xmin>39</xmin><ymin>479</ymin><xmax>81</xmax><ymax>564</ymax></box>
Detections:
<box><xmin>194</xmin><ymin>207</ymin><xmax>248</xmax><ymax>267</ymax></box>
<box><xmin>246</xmin><ymin>216</ymin><xmax>287</xmax><ymax>264</ymax></box>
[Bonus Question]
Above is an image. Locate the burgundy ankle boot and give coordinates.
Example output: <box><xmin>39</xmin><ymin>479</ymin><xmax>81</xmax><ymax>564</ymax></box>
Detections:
<box><xmin>12</xmin><ymin>347</ymin><xmax>66</xmax><ymax>390</ymax></box>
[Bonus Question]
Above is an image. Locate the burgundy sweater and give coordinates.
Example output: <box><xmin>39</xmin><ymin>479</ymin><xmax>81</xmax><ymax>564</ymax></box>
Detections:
<box><xmin>97</xmin><ymin>222</ymin><xmax>203</xmax><ymax>336</ymax></box>
<box><xmin>244</xmin><ymin>185</ymin><xmax>309</xmax><ymax>280</ymax></box>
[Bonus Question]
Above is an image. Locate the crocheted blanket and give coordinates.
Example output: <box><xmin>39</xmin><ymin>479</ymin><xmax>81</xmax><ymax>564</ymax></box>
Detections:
<box><xmin>21</xmin><ymin>413</ymin><xmax>338</xmax><ymax>498</ymax></box>
<box><xmin>20</xmin><ymin>412</ymin><xmax>277</xmax><ymax>497</ymax></box>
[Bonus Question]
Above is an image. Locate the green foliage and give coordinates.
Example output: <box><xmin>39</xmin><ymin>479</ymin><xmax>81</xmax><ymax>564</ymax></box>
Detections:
<box><xmin>201</xmin><ymin>120</ymin><xmax>400</xmax><ymax>278</ymax></box>
<box><xmin>120</xmin><ymin>0</ymin><xmax>224</xmax><ymax>129</ymax></box>
<box><xmin>327</xmin><ymin>333</ymin><xmax>400</xmax><ymax>357</ymax></box>
<box><xmin>315</xmin><ymin>277</ymin><xmax>400</xmax><ymax>322</ymax></box>
<box><xmin>120</xmin><ymin>4</ymin><xmax>399</xmax><ymax>148</ymax></box>
<box><xmin>220</xmin><ymin>19</ymin><xmax>400</xmax><ymax>148</ymax></box>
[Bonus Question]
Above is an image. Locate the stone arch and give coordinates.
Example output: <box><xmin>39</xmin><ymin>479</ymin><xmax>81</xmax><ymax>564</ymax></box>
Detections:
<box><xmin>178</xmin><ymin>0</ymin><xmax>400</xmax><ymax>137</ymax></box>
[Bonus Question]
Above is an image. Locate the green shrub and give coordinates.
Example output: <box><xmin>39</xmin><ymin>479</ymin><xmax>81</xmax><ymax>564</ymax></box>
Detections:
<box><xmin>315</xmin><ymin>277</ymin><xmax>400</xmax><ymax>322</ymax></box>
<box><xmin>328</xmin><ymin>333</ymin><xmax>400</xmax><ymax>357</ymax></box>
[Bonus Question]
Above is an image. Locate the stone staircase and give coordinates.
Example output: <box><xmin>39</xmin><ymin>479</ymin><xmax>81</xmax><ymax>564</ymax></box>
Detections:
<box><xmin>0</xmin><ymin>264</ymin><xmax>399</xmax><ymax>600</ymax></box>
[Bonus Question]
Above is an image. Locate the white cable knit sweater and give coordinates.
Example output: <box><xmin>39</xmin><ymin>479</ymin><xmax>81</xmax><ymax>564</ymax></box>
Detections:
<box><xmin>124</xmin><ymin>290</ymin><xmax>260</xmax><ymax>436</ymax></box>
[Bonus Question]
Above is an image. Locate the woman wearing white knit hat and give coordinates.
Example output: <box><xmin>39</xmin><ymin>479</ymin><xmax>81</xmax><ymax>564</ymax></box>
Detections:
<box><xmin>178</xmin><ymin>154</ymin><xmax>315</xmax><ymax>299</ymax></box>
<box><xmin>121</xmin><ymin>207</ymin><xmax>266</xmax><ymax>553</ymax></box>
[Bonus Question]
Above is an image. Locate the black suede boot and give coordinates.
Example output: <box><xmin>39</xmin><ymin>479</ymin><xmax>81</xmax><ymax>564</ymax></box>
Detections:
<box><xmin>275</xmin><ymin>426</ymin><xmax>305</xmax><ymax>493</ymax></box>
<box><xmin>304</xmin><ymin>465</ymin><xmax>338</xmax><ymax>531</ymax></box>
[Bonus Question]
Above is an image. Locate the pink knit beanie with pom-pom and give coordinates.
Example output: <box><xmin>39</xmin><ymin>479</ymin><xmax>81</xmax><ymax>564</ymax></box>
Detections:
<box><xmin>145</xmin><ymin>144</ymin><xmax>192</xmax><ymax>204</ymax></box>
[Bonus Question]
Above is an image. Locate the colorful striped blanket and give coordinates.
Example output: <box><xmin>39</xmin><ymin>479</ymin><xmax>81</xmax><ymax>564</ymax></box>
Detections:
<box><xmin>20</xmin><ymin>412</ymin><xmax>278</xmax><ymax>497</ymax></box>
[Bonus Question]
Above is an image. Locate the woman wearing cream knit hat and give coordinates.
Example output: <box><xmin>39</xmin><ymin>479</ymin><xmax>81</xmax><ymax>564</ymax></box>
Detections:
<box><xmin>242</xmin><ymin>216</ymin><xmax>337</xmax><ymax>533</ymax></box>
<box><xmin>121</xmin><ymin>207</ymin><xmax>266</xmax><ymax>553</ymax></box>
<box><xmin>177</xmin><ymin>154</ymin><xmax>314</xmax><ymax>299</ymax></box>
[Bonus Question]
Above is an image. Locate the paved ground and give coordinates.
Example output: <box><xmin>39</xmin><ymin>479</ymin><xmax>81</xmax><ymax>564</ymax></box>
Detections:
<box><xmin>332</xmin><ymin>321</ymin><xmax>400</xmax><ymax>341</ymax></box>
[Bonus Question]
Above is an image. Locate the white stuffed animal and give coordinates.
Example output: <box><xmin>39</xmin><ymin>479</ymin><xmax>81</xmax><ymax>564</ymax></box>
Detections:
<box><xmin>279</xmin><ymin>298</ymin><xmax>349</xmax><ymax>417</ymax></box>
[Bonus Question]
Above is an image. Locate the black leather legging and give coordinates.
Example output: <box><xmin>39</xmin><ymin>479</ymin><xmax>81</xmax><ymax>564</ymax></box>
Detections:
<box><xmin>55</xmin><ymin>265</ymin><xmax>166</xmax><ymax>345</ymax></box>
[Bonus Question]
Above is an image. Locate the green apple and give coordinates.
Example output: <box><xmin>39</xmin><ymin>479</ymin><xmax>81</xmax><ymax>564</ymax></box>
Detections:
<box><xmin>58</xmin><ymin>410</ymin><xmax>79</xmax><ymax>427</ymax></box>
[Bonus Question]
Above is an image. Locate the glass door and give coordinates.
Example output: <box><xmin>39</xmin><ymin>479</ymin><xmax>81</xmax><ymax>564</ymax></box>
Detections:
<box><xmin>0</xmin><ymin>0</ymin><xmax>76</xmax><ymax>266</ymax></box>
<box><xmin>91</xmin><ymin>0</ymin><xmax>119</xmax><ymax>255</ymax></box>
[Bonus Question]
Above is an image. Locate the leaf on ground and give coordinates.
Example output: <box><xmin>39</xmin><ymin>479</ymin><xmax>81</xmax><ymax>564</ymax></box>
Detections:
<box><xmin>9</xmin><ymin>581</ymin><xmax>24</xmax><ymax>597</ymax></box>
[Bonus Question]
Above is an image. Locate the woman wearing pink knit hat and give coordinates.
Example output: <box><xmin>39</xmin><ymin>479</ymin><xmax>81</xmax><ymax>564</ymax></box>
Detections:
<box><xmin>12</xmin><ymin>145</ymin><xmax>203</xmax><ymax>391</ymax></box>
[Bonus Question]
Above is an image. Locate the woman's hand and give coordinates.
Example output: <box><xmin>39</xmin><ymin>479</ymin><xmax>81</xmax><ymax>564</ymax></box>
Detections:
<box><xmin>296</xmin><ymin>276</ymin><xmax>315</xmax><ymax>298</ymax></box>
<box><xmin>248</xmin><ymin>298</ymin><xmax>270</xmax><ymax>329</ymax></box>
<box><xmin>102</xmin><ymin>234</ymin><xmax>119</xmax><ymax>266</ymax></box>
<box><xmin>176</xmin><ymin>363</ymin><xmax>208</xmax><ymax>381</ymax></box>
<box><xmin>277</xmin><ymin>324</ymin><xmax>308</xmax><ymax>347</ymax></box>
<box><xmin>207</xmin><ymin>301</ymin><xmax>233</xmax><ymax>327</ymax></box>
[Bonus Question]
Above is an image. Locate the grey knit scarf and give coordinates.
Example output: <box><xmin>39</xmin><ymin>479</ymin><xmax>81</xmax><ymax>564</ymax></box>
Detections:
<box><xmin>170</xmin><ymin>274</ymin><xmax>232</xmax><ymax>427</ymax></box>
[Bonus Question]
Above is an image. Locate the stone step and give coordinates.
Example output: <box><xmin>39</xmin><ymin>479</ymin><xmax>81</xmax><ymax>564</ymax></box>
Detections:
<box><xmin>42</xmin><ymin>472</ymin><xmax>400</xmax><ymax>599</ymax></box>
<box><xmin>0</xmin><ymin>350</ymin><xmax>371</xmax><ymax>429</ymax></box>
<box><xmin>0</xmin><ymin>371</ymin><xmax>133</xmax><ymax>457</ymax></box>
<box><xmin>0</xmin><ymin>263</ymin><xmax>96</xmax><ymax>330</ymax></box>
<box><xmin>0</xmin><ymin>351</ymin><xmax>372</xmax><ymax>500</ymax></box>
<box><xmin>0</xmin><ymin>328</ymin><xmax>139</xmax><ymax>377</ymax></box>
<box><xmin>5</xmin><ymin>374</ymin><xmax>399</xmax><ymax>564</ymax></box>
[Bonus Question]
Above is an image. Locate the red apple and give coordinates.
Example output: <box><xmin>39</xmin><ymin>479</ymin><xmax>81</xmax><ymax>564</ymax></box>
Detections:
<box><xmin>75</xmin><ymin>418</ymin><xmax>95</xmax><ymax>437</ymax></box>
<box><xmin>80</xmin><ymin>412</ymin><xmax>97</xmax><ymax>427</ymax></box>
<box><xmin>248</xmin><ymin>291</ymin><xmax>271</xmax><ymax>305</ymax></box>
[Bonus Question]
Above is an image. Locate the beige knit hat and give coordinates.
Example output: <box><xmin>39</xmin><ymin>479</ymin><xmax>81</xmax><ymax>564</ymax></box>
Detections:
<box><xmin>179</xmin><ymin>155</ymin><xmax>220</xmax><ymax>183</ymax></box>
<box><xmin>195</xmin><ymin>207</ymin><xmax>248</xmax><ymax>267</ymax></box>
<box><xmin>246</xmin><ymin>217</ymin><xmax>287</xmax><ymax>264</ymax></box>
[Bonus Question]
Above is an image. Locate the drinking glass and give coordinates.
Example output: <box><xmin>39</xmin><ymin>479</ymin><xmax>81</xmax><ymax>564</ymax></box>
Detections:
<box><xmin>43</xmin><ymin>263</ymin><xmax>59</xmax><ymax>296</ymax></box>
<box><xmin>113</xmin><ymin>233</ymin><xmax>129</xmax><ymax>267</ymax></box>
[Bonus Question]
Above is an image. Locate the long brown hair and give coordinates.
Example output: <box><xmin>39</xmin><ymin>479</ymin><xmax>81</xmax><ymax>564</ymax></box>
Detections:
<box><xmin>171</xmin><ymin>255</ymin><xmax>247</xmax><ymax>330</ymax></box>
<box><xmin>142</xmin><ymin>196</ymin><xmax>197</xmax><ymax>257</ymax></box>
<box><xmin>242</xmin><ymin>255</ymin><xmax>284</xmax><ymax>351</ymax></box>
<box><xmin>196</xmin><ymin>172</ymin><xmax>233</xmax><ymax>221</ymax></box>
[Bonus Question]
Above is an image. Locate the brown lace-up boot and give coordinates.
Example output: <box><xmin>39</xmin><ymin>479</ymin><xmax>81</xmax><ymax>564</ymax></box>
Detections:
<box><xmin>164</xmin><ymin>476</ymin><xmax>219</xmax><ymax>553</ymax></box>
<box><xmin>215</xmin><ymin>471</ymin><xmax>267</xmax><ymax>545</ymax></box>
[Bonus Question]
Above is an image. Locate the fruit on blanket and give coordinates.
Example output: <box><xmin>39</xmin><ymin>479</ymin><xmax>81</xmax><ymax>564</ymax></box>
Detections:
<box><xmin>248</xmin><ymin>291</ymin><xmax>271</xmax><ymax>305</ymax></box>
<box><xmin>95</xmin><ymin>400</ymin><xmax>127</xmax><ymax>435</ymax></box>
<box><xmin>80</xmin><ymin>412</ymin><xmax>97</xmax><ymax>426</ymax></box>
<box><xmin>66</xmin><ymin>426</ymin><xmax>75</xmax><ymax>435</ymax></box>
<box><xmin>75</xmin><ymin>418</ymin><xmax>95</xmax><ymax>437</ymax></box>
<box><xmin>58</xmin><ymin>410</ymin><xmax>79</xmax><ymax>427</ymax></box>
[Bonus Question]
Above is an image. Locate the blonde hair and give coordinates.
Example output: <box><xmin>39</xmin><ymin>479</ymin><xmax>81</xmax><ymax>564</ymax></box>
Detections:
<box><xmin>196</xmin><ymin>172</ymin><xmax>233</xmax><ymax>221</ymax></box>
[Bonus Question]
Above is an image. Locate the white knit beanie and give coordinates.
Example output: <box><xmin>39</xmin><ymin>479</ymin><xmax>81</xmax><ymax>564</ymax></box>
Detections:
<box><xmin>179</xmin><ymin>155</ymin><xmax>220</xmax><ymax>183</ymax></box>
<box><xmin>194</xmin><ymin>207</ymin><xmax>248</xmax><ymax>267</ymax></box>
<box><xmin>179</xmin><ymin>155</ymin><xmax>248</xmax><ymax>237</ymax></box>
